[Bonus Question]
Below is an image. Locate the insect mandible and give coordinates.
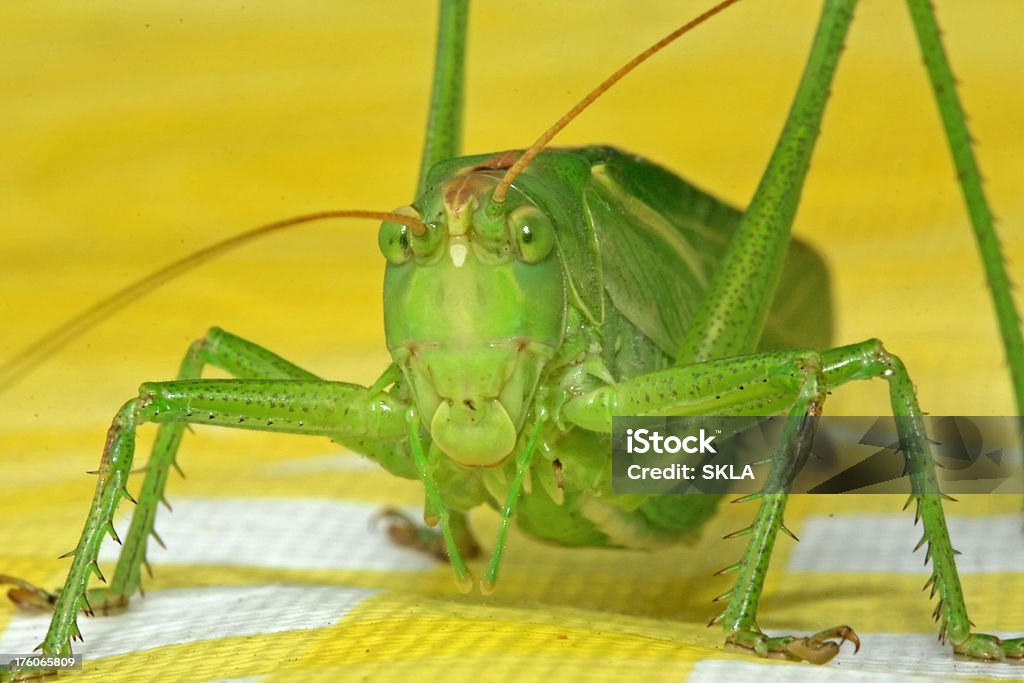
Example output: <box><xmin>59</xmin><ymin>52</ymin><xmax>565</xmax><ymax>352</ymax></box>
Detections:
<box><xmin>0</xmin><ymin>0</ymin><xmax>1022</xmax><ymax>679</ymax></box>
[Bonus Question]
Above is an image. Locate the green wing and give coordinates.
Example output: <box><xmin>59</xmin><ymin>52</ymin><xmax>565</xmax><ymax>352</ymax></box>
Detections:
<box><xmin>575</xmin><ymin>147</ymin><xmax>833</xmax><ymax>367</ymax></box>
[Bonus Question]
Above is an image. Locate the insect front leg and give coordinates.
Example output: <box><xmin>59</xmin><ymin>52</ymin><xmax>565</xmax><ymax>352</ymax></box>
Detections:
<box><xmin>98</xmin><ymin>326</ymin><xmax>327</xmax><ymax>613</ymax></box>
<box><xmin>564</xmin><ymin>348</ymin><xmax>853</xmax><ymax>663</ymax></box>
<box><xmin>3</xmin><ymin>327</ymin><xmax>328</xmax><ymax>618</ymax></box>
<box><xmin>563</xmin><ymin>339</ymin><xmax>1024</xmax><ymax>663</ymax></box>
<box><xmin>28</xmin><ymin>356</ymin><xmax>406</xmax><ymax>661</ymax></box>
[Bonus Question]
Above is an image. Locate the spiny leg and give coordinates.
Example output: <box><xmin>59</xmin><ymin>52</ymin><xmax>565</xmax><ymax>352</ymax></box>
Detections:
<box><xmin>566</xmin><ymin>346</ymin><xmax>858</xmax><ymax>663</ymax></box>
<box><xmin>654</xmin><ymin>0</ymin><xmax>1019</xmax><ymax>661</ymax></box>
<box><xmin>826</xmin><ymin>342</ymin><xmax>1024</xmax><ymax>660</ymax></box>
<box><xmin>3</xmin><ymin>327</ymin><xmax>325</xmax><ymax>615</ymax></box>
<box><xmin>712</xmin><ymin>352</ymin><xmax>895</xmax><ymax>663</ymax></box>
<box><xmin>416</xmin><ymin>0</ymin><xmax>469</xmax><ymax>195</ymax></box>
<box><xmin>33</xmin><ymin>370</ymin><xmax>407</xmax><ymax>658</ymax></box>
<box><xmin>644</xmin><ymin>0</ymin><xmax>856</xmax><ymax>660</ymax></box>
<box><xmin>675</xmin><ymin>0</ymin><xmax>856</xmax><ymax>366</ymax></box>
<box><xmin>710</xmin><ymin>354</ymin><xmax>856</xmax><ymax>664</ymax></box>
<box><xmin>9</xmin><ymin>328</ymin><xmax>468</xmax><ymax>612</ymax></box>
<box><xmin>103</xmin><ymin>327</ymin><xmax>324</xmax><ymax>609</ymax></box>
<box><xmin>564</xmin><ymin>338</ymin><xmax>1022</xmax><ymax>662</ymax></box>
<box><xmin>905</xmin><ymin>0</ymin><xmax>1024</xmax><ymax>415</ymax></box>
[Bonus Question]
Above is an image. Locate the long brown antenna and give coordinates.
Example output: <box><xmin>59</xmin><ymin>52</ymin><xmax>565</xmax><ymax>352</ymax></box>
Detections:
<box><xmin>490</xmin><ymin>0</ymin><xmax>743</xmax><ymax>206</ymax></box>
<box><xmin>0</xmin><ymin>209</ymin><xmax>423</xmax><ymax>395</ymax></box>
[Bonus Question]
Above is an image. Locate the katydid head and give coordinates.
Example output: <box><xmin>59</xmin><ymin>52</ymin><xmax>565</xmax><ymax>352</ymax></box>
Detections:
<box><xmin>380</xmin><ymin>171</ymin><xmax>565</xmax><ymax>467</ymax></box>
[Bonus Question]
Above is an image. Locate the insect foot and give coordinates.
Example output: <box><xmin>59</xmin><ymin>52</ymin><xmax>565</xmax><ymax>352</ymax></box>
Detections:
<box><xmin>1</xmin><ymin>576</ymin><xmax>128</xmax><ymax>617</ymax></box>
<box><xmin>1</xmin><ymin>667</ymin><xmax>51</xmax><ymax>682</ymax></box>
<box><xmin>0</xmin><ymin>576</ymin><xmax>56</xmax><ymax>613</ymax></box>
<box><xmin>372</xmin><ymin>508</ymin><xmax>481</xmax><ymax>563</ymax></box>
<box><xmin>952</xmin><ymin>633</ymin><xmax>1024</xmax><ymax>661</ymax></box>
<box><xmin>724</xmin><ymin>625</ymin><xmax>860</xmax><ymax>665</ymax></box>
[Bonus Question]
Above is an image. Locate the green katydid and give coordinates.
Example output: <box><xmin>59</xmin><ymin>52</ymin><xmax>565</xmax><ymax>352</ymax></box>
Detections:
<box><xmin>0</xmin><ymin>0</ymin><xmax>1022</xmax><ymax>677</ymax></box>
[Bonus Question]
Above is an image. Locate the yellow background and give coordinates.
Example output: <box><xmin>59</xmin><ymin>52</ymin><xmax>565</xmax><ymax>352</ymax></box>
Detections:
<box><xmin>0</xmin><ymin>1</ymin><xmax>1022</xmax><ymax>681</ymax></box>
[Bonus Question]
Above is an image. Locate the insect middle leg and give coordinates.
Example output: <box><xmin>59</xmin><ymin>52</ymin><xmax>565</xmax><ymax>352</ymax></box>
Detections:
<box><xmin>31</xmin><ymin>328</ymin><xmax>409</xmax><ymax>658</ymax></box>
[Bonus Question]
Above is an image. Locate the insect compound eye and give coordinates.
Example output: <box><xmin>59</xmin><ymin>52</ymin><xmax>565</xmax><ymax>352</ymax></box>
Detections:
<box><xmin>378</xmin><ymin>205</ymin><xmax>421</xmax><ymax>265</ymax></box>
<box><xmin>508</xmin><ymin>205</ymin><xmax>555</xmax><ymax>264</ymax></box>
<box><xmin>378</xmin><ymin>220</ymin><xmax>411</xmax><ymax>264</ymax></box>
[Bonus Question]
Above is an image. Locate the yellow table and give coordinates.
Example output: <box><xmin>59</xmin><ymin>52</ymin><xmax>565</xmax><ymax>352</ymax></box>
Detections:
<box><xmin>1</xmin><ymin>2</ymin><xmax>1021</xmax><ymax>681</ymax></box>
